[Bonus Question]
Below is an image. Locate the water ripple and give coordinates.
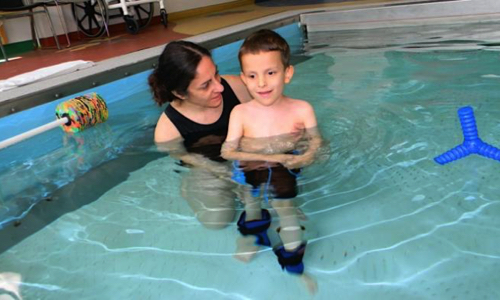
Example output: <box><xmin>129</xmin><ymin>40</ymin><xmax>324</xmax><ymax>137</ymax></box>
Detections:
<box><xmin>119</xmin><ymin>274</ymin><xmax>252</xmax><ymax>300</ymax></box>
<box><xmin>313</xmin><ymin>201</ymin><xmax>496</xmax><ymax>275</ymax></box>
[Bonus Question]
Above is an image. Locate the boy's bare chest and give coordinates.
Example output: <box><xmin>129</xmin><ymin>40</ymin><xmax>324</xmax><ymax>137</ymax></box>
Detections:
<box><xmin>243</xmin><ymin>111</ymin><xmax>304</xmax><ymax>138</ymax></box>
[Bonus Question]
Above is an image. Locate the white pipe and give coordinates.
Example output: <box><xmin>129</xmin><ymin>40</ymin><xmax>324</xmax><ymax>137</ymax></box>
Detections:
<box><xmin>0</xmin><ymin>117</ymin><xmax>69</xmax><ymax>150</ymax></box>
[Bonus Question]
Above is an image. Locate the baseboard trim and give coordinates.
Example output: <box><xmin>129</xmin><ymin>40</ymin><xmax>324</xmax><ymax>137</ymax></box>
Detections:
<box><xmin>0</xmin><ymin>40</ymin><xmax>34</xmax><ymax>58</ymax></box>
<box><xmin>169</xmin><ymin>0</ymin><xmax>255</xmax><ymax>21</ymax></box>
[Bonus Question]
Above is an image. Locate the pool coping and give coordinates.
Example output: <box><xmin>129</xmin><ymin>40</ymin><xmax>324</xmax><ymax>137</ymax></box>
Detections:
<box><xmin>0</xmin><ymin>0</ymin><xmax>496</xmax><ymax>118</ymax></box>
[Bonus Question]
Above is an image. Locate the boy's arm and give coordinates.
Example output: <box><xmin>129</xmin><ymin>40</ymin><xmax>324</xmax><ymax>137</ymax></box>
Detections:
<box><xmin>284</xmin><ymin>102</ymin><xmax>323</xmax><ymax>168</ymax></box>
<box><xmin>221</xmin><ymin>107</ymin><xmax>294</xmax><ymax>163</ymax></box>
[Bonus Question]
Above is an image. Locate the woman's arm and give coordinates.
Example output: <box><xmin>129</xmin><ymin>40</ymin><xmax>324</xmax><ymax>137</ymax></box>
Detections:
<box><xmin>222</xmin><ymin>141</ymin><xmax>296</xmax><ymax>163</ymax></box>
<box><xmin>157</xmin><ymin>138</ymin><xmax>232</xmax><ymax>176</ymax></box>
<box><xmin>222</xmin><ymin>75</ymin><xmax>252</xmax><ymax>103</ymax></box>
<box><xmin>154</xmin><ymin>113</ymin><xmax>181</xmax><ymax>143</ymax></box>
<box><xmin>155</xmin><ymin>114</ymin><xmax>231</xmax><ymax>176</ymax></box>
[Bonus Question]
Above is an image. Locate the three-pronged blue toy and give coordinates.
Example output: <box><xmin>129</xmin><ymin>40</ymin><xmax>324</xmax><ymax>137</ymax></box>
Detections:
<box><xmin>434</xmin><ymin>106</ymin><xmax>500</xmax><ymax>165</ymax></box>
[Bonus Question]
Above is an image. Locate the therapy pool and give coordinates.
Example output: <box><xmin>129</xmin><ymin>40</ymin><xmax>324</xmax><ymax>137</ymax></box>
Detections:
<box><xmin>1</xmin><ymin>20</ymin><xmax>500</xmax><ymax>299</ymax></box>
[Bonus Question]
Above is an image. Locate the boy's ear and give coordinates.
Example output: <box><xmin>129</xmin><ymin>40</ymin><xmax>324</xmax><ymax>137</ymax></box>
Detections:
<box><xmin>240</xmin><ymin>72</ymin><xmax>248</xmax><ymax>85</ymax></box>
<box><xmin>284</xmin><ymin>65</ymin><xmax>294</xmax><ymax>84</ymax></box>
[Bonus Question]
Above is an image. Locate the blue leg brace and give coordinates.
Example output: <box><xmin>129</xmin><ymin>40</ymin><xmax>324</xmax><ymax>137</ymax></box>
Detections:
<box><xmin>273</xmin><ymin>242</ymin><xmax>307</xmax><ymax>275</ymax></box>
<box><xmin>237</xmin><ymin>209</ymin><xmax>272</xmax><ymax>247</ymax></box>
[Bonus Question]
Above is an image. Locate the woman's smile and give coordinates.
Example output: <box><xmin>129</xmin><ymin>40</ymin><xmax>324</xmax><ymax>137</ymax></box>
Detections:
<box><xmin>212</xmin><ymin>93</ymin><xmax>223</xmax><ymax>102</ymax></box>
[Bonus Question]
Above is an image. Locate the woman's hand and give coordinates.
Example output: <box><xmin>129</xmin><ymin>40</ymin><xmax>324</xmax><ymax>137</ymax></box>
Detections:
<box><xmin>209</xmin><ymin>162</ymin><xmax>233</xmax><ymax>178</ymax></box>
<box><xmin>184</xmin><ymin>153</ymin><xmax>232</xmax><ymax>177</ymax></box>
<box><xmin>282</xmin><ymin>154</ymin><xmax>313</xmax><ymax>169</ymax></box>
<box><xmin>271</xmin><ymin>154</ymin><xmax>297</xmax><ymax>165</ymax></box>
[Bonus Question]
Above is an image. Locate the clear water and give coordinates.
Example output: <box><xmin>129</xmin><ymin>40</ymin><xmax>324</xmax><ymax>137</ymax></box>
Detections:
<box><xmin>2</xmin><ymin>22</ymin><xmax>500</xmax><ymax>299</ymax></box>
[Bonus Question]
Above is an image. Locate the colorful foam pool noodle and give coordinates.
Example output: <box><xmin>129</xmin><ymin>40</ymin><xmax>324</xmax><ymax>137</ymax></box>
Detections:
<box><xmin>434</xmin><ymin>106</ymin><xmax>500</xmax><ymax>165</ymax></box>
<box><xmin>55</xmin><ymin>93</ymin><xmax>108</xmax><ymax>133</ymax></box>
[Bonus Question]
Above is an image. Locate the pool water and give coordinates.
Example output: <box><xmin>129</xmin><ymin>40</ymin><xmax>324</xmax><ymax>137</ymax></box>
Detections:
<box><xmin>1</xmin><ymin>22</ymin><xmax>500</xmax><ymax>299</ymax></box>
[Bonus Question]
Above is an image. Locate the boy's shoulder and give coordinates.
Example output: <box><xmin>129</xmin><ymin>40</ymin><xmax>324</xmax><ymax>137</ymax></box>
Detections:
<box><xmin>234</xmin><ymin>99</ymin><xmax>259</xmax><ymax>110</ymax></box>
<box><xmin>287</xmin><ymin>98</ymin><xmax>317</xmax><ymax>128</ymax></box>
<box><xmin>233</xmin><ymin>100</ymin><xmax>251</xmax><ymax>110</ymax></box>
<box><xmin>230</xmin><ymin>100</ymin><xmax>252</xmax><ymax>117</ymax></box>
<box><xmin>288</xmin><ymin>97</ymin><xmax>311</xmax><ymax>105</ymax></box>
<box><xmin>287</xmin><ymin>98</ymin><xmax>315</xmax><ymax>111</ymax></box>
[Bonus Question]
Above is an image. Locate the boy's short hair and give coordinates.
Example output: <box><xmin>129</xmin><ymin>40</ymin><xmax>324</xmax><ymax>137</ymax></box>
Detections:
<box><xmin>238</xmin><ymin>29</ymin><xmax>291</xmax><ymax>69</ymax></box>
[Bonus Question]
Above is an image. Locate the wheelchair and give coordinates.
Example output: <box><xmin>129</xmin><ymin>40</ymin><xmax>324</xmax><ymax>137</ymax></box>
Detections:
<box><xmin>70</xmin><ymin>0</ymin><xmax>168</xmax><ymax>37</ymax></box>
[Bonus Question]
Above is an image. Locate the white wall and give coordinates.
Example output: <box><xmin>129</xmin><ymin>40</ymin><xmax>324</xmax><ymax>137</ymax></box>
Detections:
<box><xmin>2</xmin><ymin>0</ymin><xmax>239</xmax><ymax>44</ymax></box>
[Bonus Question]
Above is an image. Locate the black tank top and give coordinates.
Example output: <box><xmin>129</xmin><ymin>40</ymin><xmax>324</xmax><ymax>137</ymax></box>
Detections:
<box><xmin>164</xmin><ymin>78</ymin><xmax>241</xmax><ymax>161</ymax></box>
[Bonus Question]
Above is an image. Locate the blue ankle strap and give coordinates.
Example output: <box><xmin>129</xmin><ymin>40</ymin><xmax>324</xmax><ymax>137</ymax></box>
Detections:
<box><xmin>273</xmin><ymin>242</ymin><xmax>307</xmax><ymax>275</ymax></box>
<box><xmin>237</xmin><ymin>209</ymin><xmax>272</xmax><ymax>247</ymax></box>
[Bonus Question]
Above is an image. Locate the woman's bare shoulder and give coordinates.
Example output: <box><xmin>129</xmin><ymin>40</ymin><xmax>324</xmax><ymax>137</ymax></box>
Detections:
<box><xmin>154</xmin><ymin>113</ymin><xmax>181</xmax><ymax>143</ymax></box>
<box><xmin>221</xmin><ymin>74</ymin><xmax>252</xmax><ymax>103</ymax></box>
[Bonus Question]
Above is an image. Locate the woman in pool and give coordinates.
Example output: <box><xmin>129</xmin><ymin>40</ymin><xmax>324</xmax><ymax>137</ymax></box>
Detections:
<box><xmin>148</xmin><ymin>40</ymin><xmax>252</xmax><ymax>229</ymax></box>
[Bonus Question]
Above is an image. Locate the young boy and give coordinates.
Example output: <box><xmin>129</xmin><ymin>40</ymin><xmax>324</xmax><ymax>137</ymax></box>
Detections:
<box><xmin>221</xmin><ymin>29</ymin><xmax>321</xmax><ymax>293</ymax></box>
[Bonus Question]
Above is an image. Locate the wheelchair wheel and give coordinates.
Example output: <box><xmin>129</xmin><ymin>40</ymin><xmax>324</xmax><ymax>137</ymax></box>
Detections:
<box><xmin>131</xmin><ymin>3</ymin><xmax>154</xmax><ymax>30</ymax></box>
<box><xmin>160</xmin><ymin>9</ymin><xmax>168</xmax><ymax>27</ymax></box>
<box><xmin>119</xmin><ymin>2</ymin><xmax>153</xmax><ymax>34</ymax></box>
<box><xmin>71</xmin><ymin>0</ymin><xmax>108</xmax><ymax>38</ymax></box>
<box><xmin>124</xmin><ymin>15</ymin><xmax>139</xmax><ymax>34</ymax></box>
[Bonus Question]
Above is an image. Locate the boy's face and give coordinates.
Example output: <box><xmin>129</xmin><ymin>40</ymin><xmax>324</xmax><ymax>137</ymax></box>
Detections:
<box><xmin>240</xmin><ymin>50</ymin><xmax>294</xmax><ymax>106</ymax></box>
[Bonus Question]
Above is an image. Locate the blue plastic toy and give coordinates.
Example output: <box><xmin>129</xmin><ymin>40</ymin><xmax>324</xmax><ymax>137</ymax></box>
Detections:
<box><xmin>434</xmin><ymin>106</ymin><xmax>500</xmax><ymax>165</ymax></box>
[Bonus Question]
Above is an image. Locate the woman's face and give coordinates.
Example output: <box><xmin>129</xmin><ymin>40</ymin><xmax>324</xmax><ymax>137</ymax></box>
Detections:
<box><xmin>183</xmin><ymin>56</ymin><xmax>224</xmax><ymax>109</ymax></box>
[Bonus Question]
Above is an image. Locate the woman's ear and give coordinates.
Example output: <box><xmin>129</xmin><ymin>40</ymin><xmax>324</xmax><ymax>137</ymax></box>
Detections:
<box><xmin>284</xmin><ymin>65</ymin><xmax>294</xmax><ymax>84</ymax></box>
<box><xmin>172</xmin><ymin>90</ymin><xmax>186</xmax><ymax>100</ymax></box>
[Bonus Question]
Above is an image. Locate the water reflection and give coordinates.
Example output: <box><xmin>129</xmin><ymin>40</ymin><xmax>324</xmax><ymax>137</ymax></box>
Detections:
<box><xmin>0</xmin><ymin>272</ymin><xmax>22</xmax><ymax>300</ymax></box>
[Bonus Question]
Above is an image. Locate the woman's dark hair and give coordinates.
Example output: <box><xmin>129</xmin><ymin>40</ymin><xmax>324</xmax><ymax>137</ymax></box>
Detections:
<box><xmin>238</xmin><ymin>29</ymin><xmax>290</xmax><ymax>70</ymax></box>
<box><xmin>149</xmin><ymin>41</ymin><xmax>212</xmax><ymax>106</ymax></box>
